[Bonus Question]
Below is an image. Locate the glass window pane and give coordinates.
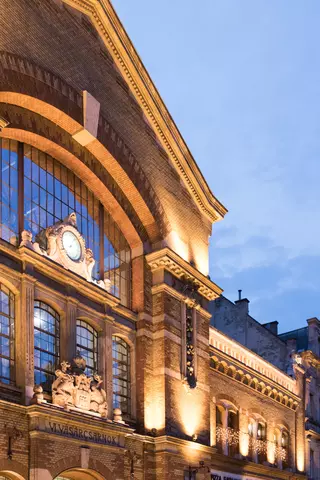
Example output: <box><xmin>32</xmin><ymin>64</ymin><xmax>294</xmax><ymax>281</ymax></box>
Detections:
<box><xmin>34</xmin><ymin>301</ymin><xmax>60</xmax><ymax>392</ymax></box>
<box><xmin>76</xmin><ymin>320</ymin><xmax>98</xmax><ymax>375</ymax></box>
<box><xmin>112</xmin><ymin>336</ymin><xmax>131</xmax><ymax>416</ymax></box>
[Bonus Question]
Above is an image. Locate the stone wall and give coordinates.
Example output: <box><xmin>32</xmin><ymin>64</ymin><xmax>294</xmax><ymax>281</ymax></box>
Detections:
<box><xmin>210</xmin><ymin>296</ymin><xmax>288</xmax><ymax>370</ymax></box>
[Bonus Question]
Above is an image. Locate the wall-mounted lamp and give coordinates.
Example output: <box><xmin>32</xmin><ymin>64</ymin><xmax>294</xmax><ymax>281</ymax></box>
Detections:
<box><xmin>192</xmin><ymin>433</ymin><xmax>198</xmax><ymax>442</ymax></box>
<box><xmin>150</xmin><ymin>428</ymin><xmax>158</xmax><ymax>437</ymax></box>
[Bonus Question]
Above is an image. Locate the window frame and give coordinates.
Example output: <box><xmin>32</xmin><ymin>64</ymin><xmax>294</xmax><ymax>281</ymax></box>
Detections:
<box><xmin>0</xmin><ymin>283</ymin><xmax>15</xmax><ymax>385</ymax></box>
<box><xmin>112</xmin><ymin>335</ymin><xmax>131</xmax><ymax>417</ymax></box>
<box><xmin>34</xmin><ymin>300</ymin><xmax>60</xmax><ymax>392</ymax></box>
<box><xmin>76</xmin><ymin>319</ymin><xmax>98</xmax><ymax>376</ymax></box>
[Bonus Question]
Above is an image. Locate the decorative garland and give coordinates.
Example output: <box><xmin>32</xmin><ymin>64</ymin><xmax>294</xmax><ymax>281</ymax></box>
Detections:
<box><xmin>215</xmin><ymin>426</ymin><xmax>287</xmax><ymax>462</ymax></box>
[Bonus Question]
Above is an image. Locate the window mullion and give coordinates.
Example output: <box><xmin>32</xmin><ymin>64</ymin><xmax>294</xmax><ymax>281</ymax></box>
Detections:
<box><xmin>18</xmin><ymin>142</ymin><xmax>24</xmax><ymax>241</ymax></box>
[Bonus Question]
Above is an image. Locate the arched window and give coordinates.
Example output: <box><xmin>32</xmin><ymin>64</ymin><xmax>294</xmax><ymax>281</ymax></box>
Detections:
<box><xmin>112</xmin><ymin>336</ymin><xmax>131</xmax><ymax>417</ymax></box>
<box><xmin>34</xmin><ymin>301</ymin><xmax>60</xmax><ymax>392</ymax></box>
<box><xmin>76</xmin><ymin>320</ymin><xmax>98</xmax><ymax>375</ymax></box>
<box><xmin>215</xmin><ymin>403</ymin><xmax>239</xmax><ymax>457</ymax></box>
<box><xmin>0</xmin><ymin>284</ymin><xmax>15</xmax><ymax>384</ymax></box>
<box><xmin>0</xmin><ymin>139</ymin><xmax>131</xmax><ymax>307</ymax></box>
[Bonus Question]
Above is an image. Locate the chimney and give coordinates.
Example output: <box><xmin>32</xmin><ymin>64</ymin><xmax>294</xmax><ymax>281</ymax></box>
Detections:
<box><xmin>235</xmin><ymin>289</ymin><xmax>249</xmax><ymax>315</ymax></box>
<box><xmin>263</xmin><ymin>321</ymin><xmax>279</xmax><ymax>336</ymax></box>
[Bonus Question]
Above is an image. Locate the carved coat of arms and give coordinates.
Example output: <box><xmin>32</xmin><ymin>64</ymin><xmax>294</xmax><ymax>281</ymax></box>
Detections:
<box><xmin>48</xmin><ymin>354</ymin><xmax>108</xmax><ymax>418</ymax></box>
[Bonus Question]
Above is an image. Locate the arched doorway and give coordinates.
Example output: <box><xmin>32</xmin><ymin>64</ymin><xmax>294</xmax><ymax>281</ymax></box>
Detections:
<box><xmin>55</xmin><ymin>469</ymin><xmax>105</xmax><ymax>480</ymax></box>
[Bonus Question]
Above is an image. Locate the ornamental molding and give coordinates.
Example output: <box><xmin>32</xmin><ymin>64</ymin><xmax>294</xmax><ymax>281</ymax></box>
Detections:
<box><xmin>20</xmin><ymin>212</ymin><xmax>111</xmax><ymax>292</ymax></box>
<box><xmin>146</xmin><ymin>248</ymin><xmax>222</xmax><ymax>301</ymax></box>
<box><xmin>0</xmin><ymin>239</ymin><xmax>119</xmax><ymax>308</ymax></box>
<box><xmin>210</xmin><ymin>351</ymin><xmax>300</xmax><ymax>412</ymax></box>
<box><xmin>61</xmin><ymin>0</ymin><xmax>227</xmax><ymax>223</ymax></box>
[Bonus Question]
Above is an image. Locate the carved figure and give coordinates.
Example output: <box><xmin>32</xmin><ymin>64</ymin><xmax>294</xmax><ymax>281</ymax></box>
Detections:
<box><xmin>75</xmin><ymin>373</ymin><xmax>92</xmax><ymax>392</ymax></box>
<box><xmin>113</xmin><ymin>407</ymin><xmax>124</xmax><ymax>423</ymax></box>
<box><xmin>20</xmin><ymin>230</ymin><xmax>33</xmax><ymax>249</ymax></box>
<box><xmin>46</xmin><ymin>232</ymin><xmax>58</xmax><ymax>256</ymax></box>
<box><xmin>30</xmin><ymin>385</ymin><xmax>45</xmax><ymax>405</ymax></box>
<box><xmin>51</xmin><ymin>356</ymin><xmax>109</xmax><ymax>419</ymax></box>
<box><xmin>90</xmin><ymin>374</ymin><xmax>108</xmax><ymax>418</ymax></box>
<box><xmin>52</xmin><ymin>361</ymin><xmax>74</xmax><ymax>407</ymax></box>
<box><xmin>85</xmin><ymin>248</ymin><xmax>95</xmax><ymax>281</ymax></box>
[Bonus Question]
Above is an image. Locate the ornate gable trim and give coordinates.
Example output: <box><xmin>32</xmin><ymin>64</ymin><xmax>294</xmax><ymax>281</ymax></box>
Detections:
<box><xmin>146</xmin><ymin>247</ymin><xmax>222</xmax><ymax>301</ymax></box>
<box><xmin>62</xmin><ymin>0</ymin><xmax>227</xmax><ymax>223</ymax></box>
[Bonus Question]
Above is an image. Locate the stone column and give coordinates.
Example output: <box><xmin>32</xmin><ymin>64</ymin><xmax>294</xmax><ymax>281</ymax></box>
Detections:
<box><xmin>277</xmin><ymin>429</ymin><xmax>283</xmax><ymax>470</ymax></box>
<box><xmin>210</xmin><ymin>397</ymin><xmax>216</xmax><ymax>447</ymax></box>
<box><xmin>102</xmin><ymin>320</ymin><xmax>113</xmax><ymax>417</ymax></box>
<box><xmin>17</xmin><ymin>275</ymin><xmax>36</xmax><ymax>403</ymax></box>
<box><xmin>222</xmin><ymin>407</ymin><xmax>229</xmax><ymax>456</ymax></box>
<box><xmin>239</xmin><ymin>408</ymin><xmax>249</xmax><ymax>457</ymax></box>
<box><xmin>267</xmin><ymin>422</ymin><xmax>275</xmax><ymax>465</ymax></box>
<box><xmin>62</xmin><ymin>297</ymin><xmax>78</xmax><ymax>361</ymax></box>
<box><xmin>294</xmin><ymin>364</ymin><xmax>306</xmax><ymax>474</ymax></box>
<box><xmin>252</xmin><ymin>420</ymin><xmax>258</xmax><ymax>463</ymax></box>
<box><xmin>305</xmin><ymin>376</ymin><xmax>312</xmax><ymax>416</ymax></box>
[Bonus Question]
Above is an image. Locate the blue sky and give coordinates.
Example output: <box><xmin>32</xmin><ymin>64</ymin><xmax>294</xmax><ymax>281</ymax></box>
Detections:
<box><xmin>112</xmin><ymin>0</ymin><xmax>320</xmax><ymax>332</ymax></box>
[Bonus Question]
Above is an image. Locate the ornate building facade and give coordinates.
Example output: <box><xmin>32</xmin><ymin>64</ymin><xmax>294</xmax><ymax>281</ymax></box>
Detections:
<box><xmin>0</xmin><ymin>1</ymin><xmax>308</xmax><ymax>479</ymax></box>
<box><xmin>211</xmin><ymin>295</ymin><xmax>320</xmax><ymax>479</ymax></box>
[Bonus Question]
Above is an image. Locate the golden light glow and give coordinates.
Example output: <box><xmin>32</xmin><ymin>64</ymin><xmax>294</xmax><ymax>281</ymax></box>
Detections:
<box><xmin>178</xmin><ymin>385</ymin><xmax>204</xmax><ymax>437</ymax></box>
<box><xmin>144</xmin><ymin>390</ymin><xmax>165</xmax><ymax>431</ymax></box>
<box><xmin>297</xmin><ymin>449</ymin><xmax>305</xmax><ymax>472</ymax></box>
<box><xmin>166</xmin><ymin>230</ymin><xmax>189</xmax><ymax>264</ymax></box>
<box><xmin>239</xmin><ymin>431</ymin><xmax>249</xmax><ymax>457</ymax></box>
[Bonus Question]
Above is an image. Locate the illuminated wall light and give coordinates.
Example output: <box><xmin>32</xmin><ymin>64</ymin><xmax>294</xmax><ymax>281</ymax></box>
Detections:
<box><xmin>165</xmin><ymin>229</ymin><xmax>189</xmax><ymax>263</ymax></box>
<box><xmin>144</xmin><ymin>389</ymin><xmax>165</xmax><ymax>431</ymax></box>
<box><xmin>296</xmin><ymin>448</ymin><xmax>305</xmax><ymax>473</ymax></box>
<box><xmin>178</xmin><ymin>384</ymin><xmax>204</xmax><ymax>438</ymax></box>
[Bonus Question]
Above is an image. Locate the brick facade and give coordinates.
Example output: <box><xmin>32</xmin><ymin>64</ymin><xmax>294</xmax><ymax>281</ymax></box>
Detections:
<box><xmin>0</xmin><ymin>1</ymin><xmax>307</xmax><ymax>479</ymax></box>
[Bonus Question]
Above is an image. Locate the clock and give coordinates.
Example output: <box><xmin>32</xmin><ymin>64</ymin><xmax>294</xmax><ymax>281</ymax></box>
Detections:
<box><xmin>62</xmin><ymin>230</ymin><xmax>82</xmax><ymax>261</ymax></box>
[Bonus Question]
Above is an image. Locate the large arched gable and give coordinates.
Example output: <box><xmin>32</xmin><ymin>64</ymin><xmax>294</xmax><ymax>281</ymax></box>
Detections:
<box><xmin>0</xmin><ymin>52</ymin><xmax>169</xmax><ymax>243</ymax></box>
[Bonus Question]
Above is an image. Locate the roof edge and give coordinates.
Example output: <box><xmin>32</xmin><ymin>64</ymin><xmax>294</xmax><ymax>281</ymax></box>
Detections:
<box><xmin>62</xmin><ymin>0</ymin><xmax>228</xmax><ymax>223</ymax></box>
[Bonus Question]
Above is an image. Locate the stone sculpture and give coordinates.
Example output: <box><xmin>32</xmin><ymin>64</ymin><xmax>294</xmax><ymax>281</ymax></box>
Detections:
<box><xmin>90</xmin><ymin>374</ymin><xmax>108</xmax><ymax>418</ymax></box>
<box><xmin>19</xmin><ymin>212</ymin><xmax>111</xmax><ymax>292</ymax></box>
<box><xmin>50</xmin><ymin>355</ymin><xmax>108</xmax><ymax>418</ymax></box>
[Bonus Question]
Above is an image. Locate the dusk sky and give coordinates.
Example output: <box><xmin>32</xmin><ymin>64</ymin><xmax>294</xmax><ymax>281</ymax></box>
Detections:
<box><xmin>112</xmin><ymin>0</ymin><xmax>320</xmax><ymax>333</ymax></box>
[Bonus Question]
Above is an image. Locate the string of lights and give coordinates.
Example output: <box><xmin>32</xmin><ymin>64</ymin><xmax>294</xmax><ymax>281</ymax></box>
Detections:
<box><xmin>215</xmin><ymin>426</ymin><xmax>287</xmax><ymax>461</ymax></box>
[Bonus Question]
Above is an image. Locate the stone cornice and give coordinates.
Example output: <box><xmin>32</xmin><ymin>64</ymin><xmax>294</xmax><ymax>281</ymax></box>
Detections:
<box><xmin>61</xmin><ymin>0</ymin><xmax>227</xmax><ymax>223</ymax></box>
<box><xmin>146</xmin><ymin>247</ymin><xmax>222</xmax><ymax>301</ymax></box>
<box><xmin>0</xmin><ymin>240</ymin><xmax>119</xmax><ymax>308</ymax></box>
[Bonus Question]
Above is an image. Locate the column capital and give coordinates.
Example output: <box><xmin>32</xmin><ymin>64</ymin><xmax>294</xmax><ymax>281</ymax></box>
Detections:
<box><xmin>146</xmin><ymin>247</ymin><xmax>222</xmax><ymax>301</ymax></box>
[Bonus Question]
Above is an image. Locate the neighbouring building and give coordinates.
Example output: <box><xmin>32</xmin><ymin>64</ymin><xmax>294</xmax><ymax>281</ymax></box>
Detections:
<box><xmin>0</xmin><ymin>1</ymin><xmax>308</xmax><ymax>479</ymax></box>
<box><xmin>210</xmin><ymin>295</ymin><xmax>320</xmax><ymax>479</ymax></box>
<box><xmin>279</xmin><ymin>319</ymin><xmax>320</xmax><ymax>480</ymax></box>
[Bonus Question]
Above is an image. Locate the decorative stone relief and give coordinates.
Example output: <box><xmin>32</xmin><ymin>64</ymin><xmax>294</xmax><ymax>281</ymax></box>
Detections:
<box><xmin>185</xmin><ymin>306</ymin><xmax>196</xmax><ymax>389</ymax></box>
<box><xmin>46</xmin><ymin>354</ymin><xmax>108</xmax><ymax>418</ymax></box>
<box><xmin>20</xmin><ymin>213</ymin><xmax>111</xmax><ymax>292</ymax></box>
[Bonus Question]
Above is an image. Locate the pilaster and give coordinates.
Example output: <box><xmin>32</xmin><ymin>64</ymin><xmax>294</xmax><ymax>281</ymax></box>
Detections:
<box><xmin>62</xmin><ymin>297</ymin><xmax>78</xmax><ymax>361</ymax></box>
<box><xmin>145</xmin><ymin>248</ymin><xmax>221</xmax><ymax>445</ymax></box>
<box><xmin>17</xmin><ymin>274</ymin><xmax>36</xmax><ymax>403</ymax></box>
<box><xmin>293</xmin><ymin>364</ymin><xmax>306</xmax><ymax>474</ymax></box>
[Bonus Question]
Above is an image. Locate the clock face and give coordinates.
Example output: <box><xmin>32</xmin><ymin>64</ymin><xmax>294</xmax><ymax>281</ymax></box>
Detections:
<box><xmin>62</xmin><ymin>230</ymin><xmax>82</xmax><ymax>261</ymax></box>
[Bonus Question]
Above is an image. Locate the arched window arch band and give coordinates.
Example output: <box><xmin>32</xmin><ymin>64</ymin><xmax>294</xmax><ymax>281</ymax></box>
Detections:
<box><xmin>0</xmin><ymin>139</ymin><xmax>131</xmax><ymax>307</ymax></box>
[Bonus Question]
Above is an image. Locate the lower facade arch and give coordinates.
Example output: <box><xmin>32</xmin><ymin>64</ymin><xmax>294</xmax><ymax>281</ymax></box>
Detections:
<box><xmin>0</xmin><ymin>471</ymin><xmax>25</xmax><ymax>480</ymax></box>
<box><xmin>54</xmin><ymin>469</ymin><xmax>105</xmax><ymax>480</ymax></box>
